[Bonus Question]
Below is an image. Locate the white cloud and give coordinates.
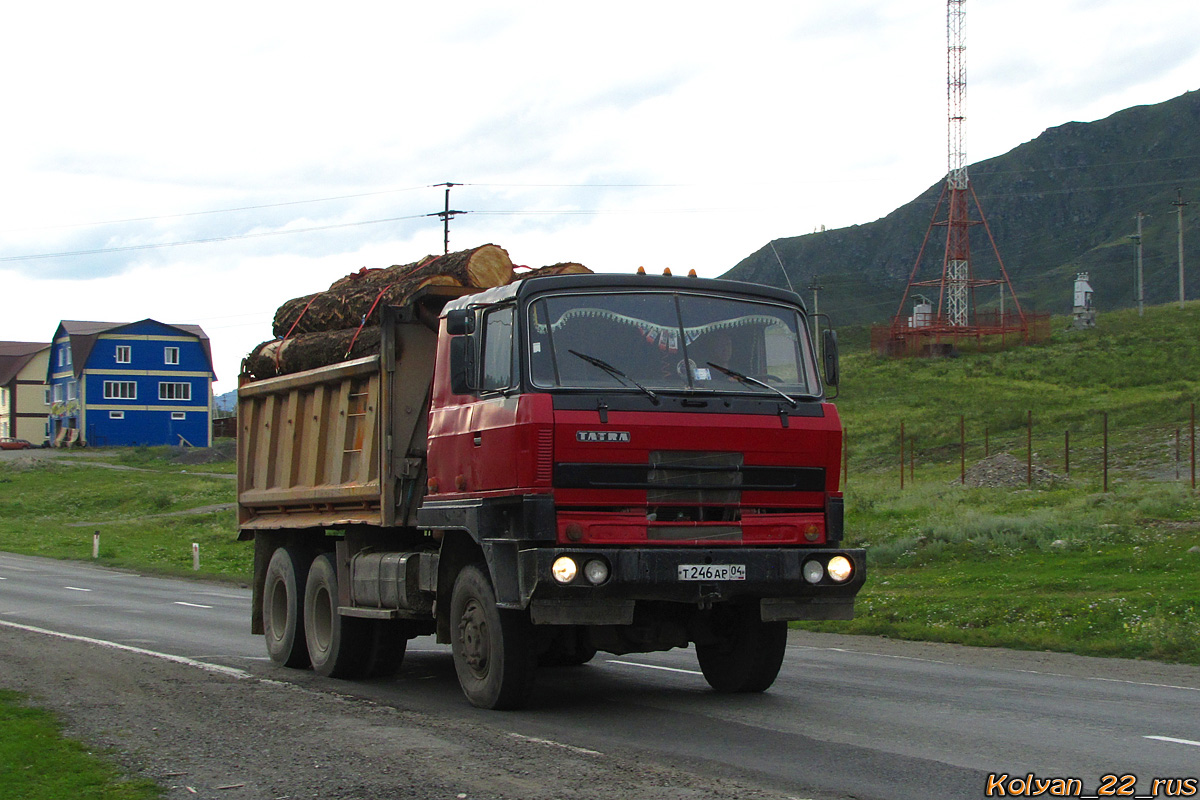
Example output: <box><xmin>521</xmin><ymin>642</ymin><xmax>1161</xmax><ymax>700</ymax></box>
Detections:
<box><xmin>1</xmin><ymin>0</ymin><xmax>1198</xmax><ymax>390</ymax></box>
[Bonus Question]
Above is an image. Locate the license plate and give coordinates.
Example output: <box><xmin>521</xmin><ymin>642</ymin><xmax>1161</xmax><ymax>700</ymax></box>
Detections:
<box><xmin>677</xmin><ymin>564</ymin><xmax>746</xmax><ymax>581</ymax></box>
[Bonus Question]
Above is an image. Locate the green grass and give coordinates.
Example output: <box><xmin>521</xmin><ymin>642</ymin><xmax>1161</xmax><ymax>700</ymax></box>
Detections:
<box><xmin>814</xmin><ymin>301</ymin><xmax>1200</xmax><ymax>664</ymax></box>
<box><xmin>0</xmin><ymin>690</ymin><xmax>160</xmax><ymax>800</ymax></box>
<box><xmin>0</xmin><ymin>454</ymin><xmax>248</xmax><ymax>581</ymax></box>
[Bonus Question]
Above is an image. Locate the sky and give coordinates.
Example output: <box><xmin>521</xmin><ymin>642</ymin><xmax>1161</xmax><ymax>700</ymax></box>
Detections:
<box><xmin>2</xmin><ymin>1</ymin><xmax>1198</xmax><ymax>391</ymax></box>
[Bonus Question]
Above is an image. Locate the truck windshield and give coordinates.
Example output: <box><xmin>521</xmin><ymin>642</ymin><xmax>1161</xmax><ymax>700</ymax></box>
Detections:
<box><xmin>527</xmin><ymin>291</ymin><xmax>820</xmax><ymax>396</ymax></box>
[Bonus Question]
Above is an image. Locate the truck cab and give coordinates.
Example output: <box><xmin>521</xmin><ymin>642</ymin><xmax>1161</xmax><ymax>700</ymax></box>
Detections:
<box><xmin>420</xmin><ymin>274</ymin><xmax>864</xmax><ymax>705</ymax></box>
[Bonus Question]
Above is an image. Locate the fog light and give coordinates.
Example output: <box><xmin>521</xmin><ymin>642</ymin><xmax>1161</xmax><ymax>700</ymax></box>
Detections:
<box><xmin>802</xmin><ymin>560</ymin><xmax>824</xmax><ymax>584</ymax></box>
<box><xmin>552</xmin><ymin>556</ymin><xmax>578</xmax><ymax>584</ymax></box>
<box><xmin>583</xmin><ymin>559</ymin><xmax>609</xmax><ymax>585</ymax></box>
<box><xmin>827</xmin><ymin>555</ymin><xmax>853</xmax><ymax>583</ymax></box>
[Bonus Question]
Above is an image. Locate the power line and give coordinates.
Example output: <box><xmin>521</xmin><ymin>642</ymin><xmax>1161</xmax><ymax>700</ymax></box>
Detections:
<box><xmin>0</xmin><ymin>213</ymin><xmax>430</xmax><ymax>263</ymax></box>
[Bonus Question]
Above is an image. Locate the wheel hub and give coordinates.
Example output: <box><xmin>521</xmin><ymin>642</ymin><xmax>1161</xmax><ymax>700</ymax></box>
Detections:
<box><xmin>458</xmin><ymin>598</ymin><xmax>490</xmax><ymax>676</ymax></box>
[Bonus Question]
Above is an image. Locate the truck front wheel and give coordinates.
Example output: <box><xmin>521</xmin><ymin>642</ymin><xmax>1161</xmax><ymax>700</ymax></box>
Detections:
<box><xmin>304</xmin><ymin>553</ymin><xmax>370</xmax><ymax>678</ymax></box>
<box><xmin>263</xmin><ymin>546</ymin><xmax>311</xmax><ymax>668</ymax></box>
<box><xmin>449</xmin><ymin>564</ymin><xmax>535</xmax><ymax>709</ymax></box>
<box><xmin>695</xmin><ymin>603</ymin><xmax>788</xmax><ymax>693</ymax></box>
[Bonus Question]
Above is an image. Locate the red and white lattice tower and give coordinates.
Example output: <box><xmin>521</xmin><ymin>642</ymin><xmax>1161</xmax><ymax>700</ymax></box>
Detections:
<box><xmin>878</xmin><ymin>0</ymin><xmax>1044</xmax><ymax>355</ymax></box>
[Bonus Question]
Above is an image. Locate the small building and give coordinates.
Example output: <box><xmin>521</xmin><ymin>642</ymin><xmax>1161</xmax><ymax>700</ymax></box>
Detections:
<box><xmin>1071</xmin><ymin>272</ymin><xmax>1096</xmax><ymax>329</ymax></box>
<box><xmin>48</xmin><ymin>319</ymin><xmax>216</xmax><ymax>447</ymax></box>
<box><xmin>0</xmin><ymin>341</ymin><xmax>51</xmax><ymax>444</ymax></box>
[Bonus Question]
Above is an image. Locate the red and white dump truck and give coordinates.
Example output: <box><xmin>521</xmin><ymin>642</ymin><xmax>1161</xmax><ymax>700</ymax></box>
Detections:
<box><xmin>237</xmin><ymin>272</ymin><xmax>865</xmax><ymax>708</ymax></box>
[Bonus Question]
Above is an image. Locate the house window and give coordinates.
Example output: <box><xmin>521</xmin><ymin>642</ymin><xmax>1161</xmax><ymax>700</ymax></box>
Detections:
<box><xmin>171</xmin><ymin>411</ymin><xmax>186</xmax><ymax>420</ymax></box>
<box><xmin>164</xmin><ymin>346</ymin><xmax>179</xmax><ymax>365</ymax></box>
<box><xmin>65</xmin><ymin>347</ymin><xmax>71</xmax><ymax>366</ymax></box>
<box><xmin>109</xmin><ymin>410</ymin><xmax>125</xmax><ymax>419</ymax></box>
<box><xmin>66</xmin><ymin>381</ymin><xmax>77</xmax><ymax>401</ymax></box>
<box><xmin>44</xmin><ymin>387</ymin><xmax>50</xmax><ymax>405</ymax></box>
<box><xmin>57</xmin><ymin>347</ymin><xmax>65</xmax><ymax>367</ymax></box>
<box><xmin>53</xmin><ymin>383</ymin><xmax>64</xmax><ymax>403</ymax></box>
<box><xmin>159</xmin><ymin>382</ymin><xmax>191</xmax><ymax>401</ymax></box>
<box><xmin>103</xmin><ymin>381</ymin><xmax>137</xmax><ymax>400</ymax></box>
<box><xmin>116</xmin><ymin>345</ymin><xmax>131</xmax><ymax>363</ymax></box>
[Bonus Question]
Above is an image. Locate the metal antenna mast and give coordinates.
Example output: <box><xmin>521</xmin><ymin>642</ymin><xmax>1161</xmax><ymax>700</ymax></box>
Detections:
<box><xmin>945</xmin><ymin>0</ymin><xmax>969</xmax><ymax>326</ymax></box>
<box><xmin>877</xmin><ymin>0</ymin><xmax>1044</xmax><ymax>356</ymax></box>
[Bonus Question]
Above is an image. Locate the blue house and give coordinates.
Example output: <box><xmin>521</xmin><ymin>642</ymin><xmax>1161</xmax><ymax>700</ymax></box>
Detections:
<box><xmin>48</xmin><ymin>319</ymin><xmax>216</xmax><ymax>447</ymax></box>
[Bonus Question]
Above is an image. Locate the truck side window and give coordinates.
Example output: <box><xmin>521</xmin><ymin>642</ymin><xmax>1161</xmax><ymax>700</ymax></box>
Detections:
<box><xmin>480</xmin><ymin>306</ymin><xmax>514</xmax><ymax>392</ymax></box>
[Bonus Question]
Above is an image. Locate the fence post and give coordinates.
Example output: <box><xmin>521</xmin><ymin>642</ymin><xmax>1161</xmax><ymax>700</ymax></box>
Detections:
<box><xmin>93</xmin><ymin>531</ymin><xmax>99</xmax><ymax>560</ymax></box>
<box><xmin>1027</xmin><ymin>410</ymin><xmax>1033</xmax><ymax>487</ymax></box>
<box><xmin>900</xmin><ymin>421</ymin><xmax>906</xmax><ymax>490</ymax></box>
<box><xmin>1065</xmin><ymin>430</ymin><xmax>1070</xmax><ymax>476</ymax></box>
<box><xmin>960</xmin><ymin>415</ymin><xmax>966</xmax><ymax>485</ymax></box>
<box><xmin>1103</xmin><ymin>411</ymin><xmax>1109</xmax><ymax>493</ymax></box>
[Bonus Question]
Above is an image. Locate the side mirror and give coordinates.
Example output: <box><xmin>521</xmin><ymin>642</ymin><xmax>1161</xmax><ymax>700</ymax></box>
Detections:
<box><xmin>449</xmin><ymin>336</ymin><xmax>476</xmax><ymax>395</ymax></box>
<box><xmin>446</xmin><ymin>308</ymin><xmax>475</xmax><ymax>336</ymax></box>
<box><xmin>822</xmin><ymin>328</ymin><xmax>840</xmax><ymax>388</ymax></box>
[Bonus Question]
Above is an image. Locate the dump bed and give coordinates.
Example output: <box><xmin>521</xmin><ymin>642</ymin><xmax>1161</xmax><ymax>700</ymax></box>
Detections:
<box><xmin>236</xmin><ymin>301</ymin><xmax>446</xmax><ymax>532</ymax></box>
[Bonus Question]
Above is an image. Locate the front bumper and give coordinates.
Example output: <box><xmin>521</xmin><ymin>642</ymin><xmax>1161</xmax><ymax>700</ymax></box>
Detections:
<box><xmin>517</xmin><ymin>546</ymin><xmax>866</xmax><ymax>624</ymax></box>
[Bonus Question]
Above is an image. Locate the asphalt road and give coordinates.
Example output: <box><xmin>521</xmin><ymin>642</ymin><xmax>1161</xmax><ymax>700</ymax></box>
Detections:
<box><xmin>2</xmin><ymin>551</ymin><xmax>1198</xmax><ymax>799</ymax></box>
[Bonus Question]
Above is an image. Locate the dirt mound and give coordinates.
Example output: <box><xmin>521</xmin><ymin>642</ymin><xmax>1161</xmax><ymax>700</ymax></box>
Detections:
<box><xmin>959</xmin><ymin>453</ymin><xmax>1067</xmax><ymax>488</ymax></box>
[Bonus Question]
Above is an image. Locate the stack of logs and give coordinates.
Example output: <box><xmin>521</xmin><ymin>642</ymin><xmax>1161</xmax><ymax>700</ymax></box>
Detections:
<box><xmin>241</xmin><ymin>244</ymin><xmax>590</xmax><ymax>379</ymax></box>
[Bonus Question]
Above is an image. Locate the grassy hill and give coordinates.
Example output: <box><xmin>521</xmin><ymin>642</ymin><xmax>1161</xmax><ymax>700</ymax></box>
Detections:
<box><xmin>725</xmin><ymin>89</ymin><xmax>1200</xmax><ymax>328</ymax></box>
<box><xmin>824</xmin><ymin>300</ymin><xmax>1200</xmax><ymax>663</ymax></box>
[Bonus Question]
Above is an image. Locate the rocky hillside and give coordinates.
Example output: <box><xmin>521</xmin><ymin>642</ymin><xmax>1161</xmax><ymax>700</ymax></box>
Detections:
<box><xmin>723</xmin><ymin>90</ymin><xmax>1200</xmax><ymax>327</ymax></box>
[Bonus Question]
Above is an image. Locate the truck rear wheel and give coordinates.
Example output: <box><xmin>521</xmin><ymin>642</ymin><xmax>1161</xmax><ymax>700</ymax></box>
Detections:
<box><xmin>696</xmin><ymin>604</ymin><xmax>788</xmax><ymax>693</ymax></box>
<box><xmin>449</xmin><ymin>564</ymin><xmax>535</xmax><ymax>709</ymax></box>
<box><xmin>361</xmin><ymin>620</ymin><xmax>409</xmax><ymax>678</ymax></box>
<box><xmin>304</xmin><ymin>553</ymin><xmax>371</xmax><ymax>678</ymax></box>
<box><xmin>263</xmin><ymin>546</ymin><xmax>311</xmax><ymax>668</ymax></box>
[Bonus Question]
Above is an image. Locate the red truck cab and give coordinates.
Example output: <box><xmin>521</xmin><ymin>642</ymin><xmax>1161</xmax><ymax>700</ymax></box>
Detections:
<box><xmin>419</xmin><ymin>273</ymin><xmax>864</xmax><ymax>706</ymax></box>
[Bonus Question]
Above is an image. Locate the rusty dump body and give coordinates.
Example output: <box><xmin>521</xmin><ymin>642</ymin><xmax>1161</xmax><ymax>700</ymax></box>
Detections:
<box><xmin>237</xmin><ymin>275</ymin><xmax>866</xmax><ymax>709</ymax></box>
<box><xmin>237</xmin><ymin>292</ymin><xmax>445</xmax><ymax>532</ymax></box>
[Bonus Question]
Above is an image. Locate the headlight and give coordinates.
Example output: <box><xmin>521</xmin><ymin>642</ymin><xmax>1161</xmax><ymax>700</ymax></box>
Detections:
<box><xmin>583</xmin><ymin>559</ymin><xmax>610</xmax><ymax>585</ymax></box>
<box><xmin>827</xmin><ymin>555</ymin><xmax>854</xmax><ymax>583</ymax></box>
<box><xmin>802</xmin><ymin>560</ymin><xmax>825</xmax><ymax>584</ymax></box>
<box><xmin>552</xmin><ymin>556</ymin><xmax>578</xmax><ymax>584</ymax></box>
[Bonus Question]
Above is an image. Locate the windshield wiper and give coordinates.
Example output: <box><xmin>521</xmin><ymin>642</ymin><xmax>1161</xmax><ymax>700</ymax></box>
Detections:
<box><xmin>706</xmin><ymin>362</ymin><xmax>799</xmax><ymax>407</ymax></box>
<box><xmin>569</xmin><ymin>349</ymin><xmax>659</xmax><ymax>404</ymax></box>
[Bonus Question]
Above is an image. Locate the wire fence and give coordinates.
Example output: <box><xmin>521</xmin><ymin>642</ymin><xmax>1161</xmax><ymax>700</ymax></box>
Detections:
<box><xmin>844</xmin><ymin>403</ymin><xmax>1198</xmax><ymax>491</ymax></box>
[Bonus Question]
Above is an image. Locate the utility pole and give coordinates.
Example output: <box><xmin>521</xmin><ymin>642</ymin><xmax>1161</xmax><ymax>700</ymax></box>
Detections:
<box><xmin>807</xmin><ymin>277</ymin><xmax>824</xmax><ymax>339</ymax></box>
<box><xmin>1174</xmin><ymin>188</ymin><xmax>1188</xmax><ymax>308</ymax></box>
<box><xmin>1131</xmin><ymin>212</ymin><xmax>1145</xmax><ymax>316</ymax></box>
<box><xmin>428</xmin><ymin>182</ymin><xmax>465</xmax><ymax>255</ymax></box>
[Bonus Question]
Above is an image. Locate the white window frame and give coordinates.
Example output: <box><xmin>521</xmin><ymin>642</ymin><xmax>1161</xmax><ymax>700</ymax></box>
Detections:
<box><xmin>66</xmin><ymin>381</ymin><xmax>77</xmax><ymax>401</ymax></box>
<box><xmin>53</xmin><ymin>383</ymin><xmax>64</xmax><ymax>403</ymax></box>
<box><xmin>171</xmin><ymin>411</ymin><xmax>186</xmax><ymax>420</ymax></box>
<box><xmin>116</xmin><ymin>345</ymin><xmax>131</xmax><ymax>363</ymax></box>
<box><xmin>109</xmin><ymin>410</ymin><xmax>125</xmax><ymax>419</ymax></box>
<box><xmin>103</xmin><ymin>381</ymin><xmax>137</xmax><ymax>400</ymax></box>
<box><xmin>159</xmin><ymin>382</ymin><xmax>191</xmax><ymax>401</ymax></box>
<box><xmin>164</xmin><ymin>346</ymin><xmax>180</xmax><ymax>365</ymax></box>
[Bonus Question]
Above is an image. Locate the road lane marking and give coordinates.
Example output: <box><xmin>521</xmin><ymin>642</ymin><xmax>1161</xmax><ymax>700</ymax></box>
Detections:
<box><xmin>64</xmin><ymin>586</ymin><xmax>92</xmax><ymax>592</ymax></box>
<box><xmin>0</xmin><ymin>620</ymin><xmax>252</xmax><ymax>680</ymax></box>
<box><xmin>508</xmin><ymin>733</ymin><xmax>602</xmax><ymax>756</ymax></box>
<box><xmin>607</xmin><ymin>659</ymin><xmax>703</xmax><ymax>676</ymax></box>
<box><xmin>174</xmin><ymin>602</ymin><xmax>213</xmax><ymax>609</ymax></box>
<box><xmin>1145</xmin><ymin>735</ymin><xmax>1200</xmax><ymax>748</ymax></box>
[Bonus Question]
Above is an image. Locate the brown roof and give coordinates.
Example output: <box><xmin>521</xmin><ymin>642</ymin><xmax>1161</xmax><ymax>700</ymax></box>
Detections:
<box><xmin>55</xmin><ymin>320</ymin><xmax>215</xmax><ymax>380</ymax></box>
<box><xmin>0</xmin><ymin>341</ymin><xmax>50</xmax><ymax>386</ymax></box>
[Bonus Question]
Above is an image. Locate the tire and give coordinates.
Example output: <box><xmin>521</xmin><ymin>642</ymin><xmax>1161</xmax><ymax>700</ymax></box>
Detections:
<box><xmin>263</xmin><ymin>546</ymin><xmax>311</xmax><ymax>668</ymax></box>
<box><xmin>539</xmin><ymin>631</ymin><xmax>597</xmax><ymax>667</ymax></box>
<box><xmin>449</xmin><ymin>564</ymin><xmax>535</xmax><ymax>709</ymax></box>
<box><xmin>695</xmin><ymin>604</ymin><xmax>788</xmax><ymax>693</ymax></box>
<box><xmin>360</xmin><ymin>620</ymin><xmax>409</xmax><ymax>679</ymax></box>
<box><xmin>303</xmin><ymin>553</ymin><xmax>371</xmax><ymax>678</ymax></box>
